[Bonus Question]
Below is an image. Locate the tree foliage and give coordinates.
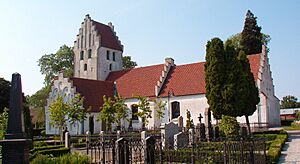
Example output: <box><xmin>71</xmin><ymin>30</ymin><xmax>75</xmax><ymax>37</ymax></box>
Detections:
<box><xmin>153</xmin><ymin>99</ymin><xmax>166</xmax><ymax>121</ymax></box>
<box><xmin>0</xmin><ymin>78</ymin><xmax>11</xmax><ymax>112</ymax></box>
<box><xmin>219</xmin><ymin>115</ymin><xmax>240</xmax><ymax>136</ymax></box>
<box><xmin>97</xmin><ymin>95</ymin><xmax>129</xmax><ymax>131</ymax></box>
<box><xmin>280</xmin><ymin>95</ymin><xmax>300</xmax><ymax>109</ymax></box>
<box><xmin>122</xmin><ymin>56</ymin><xmax>137</xmax><ymax>69</ymax></box>
<box><xmin>240</xmin><ymin>10</ymin><xmax>263</xmax><ymax>55</ymax></box>
<box><xmin>113</xmin><ymin>95</ymin><xmax>129</xmax><ymax>127</ymax></box>
<box><xmin>28</xmin><ymin>85</ymin><xmax>51</xmax><ymax>109</ymax></box>
<box><xmin>227</xmin><ymin>33</ymin><xmax>271</xmax><ymax>53</ymax></box>
<box><xmin>38</xmin><ymin>45</ymin><xmax>74</xmax><ymax>85</ymax></box>
<box><xmin>68</xmin><ymin>94</ymin><xmax>88</xmax><ymax>126</ymax></box>
<box><xmin>48</xmin><ymin>96</ymin><xmax>68</xmax><ymax>130</ymax></box>
<box><xmin>205</xmin><ymin>38</ymin><xmax>226</xmax><ymax>119</ymax></box>
<box><xmin>0</xmin><ymin>108</ymin><xmax>8</xmax><ymax>139</ymax></box>
<box><xmin>135</xmin><ymin>96</ymin><xmax>151</xmax><ymax>128</ymax></box>
<box><xmin>98</xmin><ymin>96</ymin><xmax>116</xmax><ymax>132</ymax></box>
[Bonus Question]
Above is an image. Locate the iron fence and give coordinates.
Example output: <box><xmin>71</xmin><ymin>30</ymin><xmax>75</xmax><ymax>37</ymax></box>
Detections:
<box><xmin>80</xmin><ymin>133</ymin><xmax>266</xmax><ymax>164</ymax></box>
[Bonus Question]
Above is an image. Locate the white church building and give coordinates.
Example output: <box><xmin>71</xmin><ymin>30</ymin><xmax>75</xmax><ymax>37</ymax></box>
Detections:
<box><xmin>45</xmin><ymin>15</ymin><xmax>280</xmax><ymax>135</ymax></box>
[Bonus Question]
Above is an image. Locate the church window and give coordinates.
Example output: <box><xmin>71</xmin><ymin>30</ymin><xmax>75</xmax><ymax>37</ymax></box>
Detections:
<box><xmin>113</xmin><ymin>52</ymin><xmax>116</xmax><ymax>61</ymax></box>
<box><xmin>109</xmin><ymin>64</ymin><xmax>112</xmax><ymax>71</ymax></box>
<box><xmin>131</xmin><ymin>104</ymin><xmax>138</xmax><ymax>120</ymax></box>
<box><xmin>171</xmin><ymin>101</ymin><xmax>180</xmax><ymax>119</ymax></box>
<box><xmin>106</xmin><ymin>50</ymin><xmax>110</xmax><ymax>60</ymax></box>
<box><xmin>80</xmin><ymin>51</ymin><xmax>84</xmax><ymax>60</ymax></box>
<box><xmin>84</xmin><ymin>64</ymin><xmax>87</xmax><ymax>71</ymax></box>
<box><xmin>88</xmin><ymin>49</ymin><xmax>92</xmax><ymax>58</ymax></box>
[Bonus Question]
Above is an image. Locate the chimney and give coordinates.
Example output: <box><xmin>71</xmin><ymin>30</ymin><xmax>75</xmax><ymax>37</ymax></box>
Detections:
<box><xmin>165</xmin><ymin>57</ymin><xmax>174</xmax><ymax>66</ymax></box>
<box><xmin>108</xmin><ymin>22</ymin><xmax>114</xmax><ymax>31</ymax></box>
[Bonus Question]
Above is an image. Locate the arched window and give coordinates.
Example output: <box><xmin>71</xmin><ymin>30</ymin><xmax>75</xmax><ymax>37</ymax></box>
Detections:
<box><xmin>88</xmin><ymin>49</ymin><xmax>92</xmax><ymax>58</ymax></box>
<box><xmin>80</xmin><ymin>51</ymin><xmax>84</xmax><ymax>60</ymax></box>
<box><xmin>171</xmin><ymin>101</ymin><xmax>180</xmax><ymax>119</ymax></box>
<box><xmin>131</xmin><ymin>104</ymin><xmax>138</xmax><ymax>120</ymax></box>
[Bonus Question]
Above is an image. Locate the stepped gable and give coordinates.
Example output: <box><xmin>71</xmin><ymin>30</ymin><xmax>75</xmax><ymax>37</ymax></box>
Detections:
<box><xmin>70</xmin><ymin>77</ymin><xmax>114</xmax><ymax>112</ymax></box>
<box><xmin>106</xmin><ymin>64</ymin><xmax>165</xmax><ymax>98</ymax></box>
<box><xmin>92</xmin><ymin>20</ymin><xmax>123</xmax><ymax>51</ymax></box>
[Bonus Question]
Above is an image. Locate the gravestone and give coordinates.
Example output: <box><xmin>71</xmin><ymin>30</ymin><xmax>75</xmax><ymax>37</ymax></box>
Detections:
<box><xmin>178</xmin><ymin>116</ymin><xmax>183</xmax><ymax>130</ymax></box>
<box><xmin>160</xmin><ymin>122</ymin><xmax>179</xmax><ymax>149</ymax></box>
<box><xmin>204</xmin><ymin>108</ymin><xmax>213</xmax><ymax>140</ymax></box>
<box><xmin>174</xmin><ymin>131</ymin><xmax>188</xmax><ymax>150</ymax></box>
<box><xmin>189</xmin><ymin>128</ymin><xmax>195</xmax><ymax>146</ymax></box>
<box><xmin>200</xmin><ymin>123</ymin><xmax>206</xmax><ymax>140</ymax></box>
<box><xmin>0</xmin><ymin>73</ymin><xmax>31</xmax><ymax>164</ymax></box>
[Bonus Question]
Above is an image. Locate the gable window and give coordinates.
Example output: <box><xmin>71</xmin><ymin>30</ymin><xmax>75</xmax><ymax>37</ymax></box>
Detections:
<box><xmin>109</xmin><ymin>64</ymin><xmax>112</xmax><ymax>71</ymax></box>
<box><xmin>84</xmin><ymin>64</ymin><xmax>87</xmax><ymax>71</ymax></box>
<box><xmin>88</xmin><ymin>49</ymin><xmax>92</xmax><ymax>58</ymax></box>
<box><xmin>80</xmin><ymin>51</ymin><xmax>84</xmax><ymax>60</ymax></box>
<box><xmin>171</xmin><ymin>101</ymin><xmax>180</xmax><ymax>119</ymax></box>
<box><xmin>131</xmin><ymin>104</ymin><xmax>138</xmax><ymax>120</ymax></box>
<box><xmin>106</xmin><ymin>50</ymin><xmax>110</xmax><ymax>60</ymax></box>
<box><xmin>113</xmin><ymin>52</ymin><xmax>116</xmax><ymax>61</ymax></box>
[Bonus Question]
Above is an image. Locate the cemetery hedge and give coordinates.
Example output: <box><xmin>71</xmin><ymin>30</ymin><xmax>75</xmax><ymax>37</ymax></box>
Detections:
<box><xmin>31</xmin><ymin>153</ymin><xmax>90</xmax><ymax>164</ymax></box>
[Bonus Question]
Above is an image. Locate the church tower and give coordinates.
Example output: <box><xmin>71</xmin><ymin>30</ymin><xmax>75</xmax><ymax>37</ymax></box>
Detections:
<box><xmin>73</xmin><ymin>14</ymin><xmax>123</xmax><ymax>80</ymax></box>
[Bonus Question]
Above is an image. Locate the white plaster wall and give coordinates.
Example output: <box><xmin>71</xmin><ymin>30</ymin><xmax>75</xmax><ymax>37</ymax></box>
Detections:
<box><xmin>97</xmin><ymin>47</ymin><xmax>123</xmax><ymax>80</ymax></box>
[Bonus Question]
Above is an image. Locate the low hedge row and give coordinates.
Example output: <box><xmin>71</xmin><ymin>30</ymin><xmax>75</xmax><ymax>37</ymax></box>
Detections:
<box><xmin>31</xmin><ymin>153</ymin><xmax>90</xmax><ymax>164</ymax></box>
<box><xmin>266</xmin><ymin>133</ymin><xmax>288</xmax><ymax>164</ymax></box>
<box><xmin>30</xmin><ymin>145</ymin><xmax>69</xmax><ymax>161</ymax></box>
<box><xmin>30</xmin><ymin>145</ymin><xmax>64</xmax><ymax>154</ymax></box>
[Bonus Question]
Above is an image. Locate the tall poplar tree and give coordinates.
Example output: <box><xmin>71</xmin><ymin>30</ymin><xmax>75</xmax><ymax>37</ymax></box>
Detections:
<box><xmin>240</xmin><ymin>10</ymin><xmax>263</xmax><ymax>55</ymax></box>
<box><xmin>205</xmin><ymin>38</ymin><xmax>226</xmax><ymax>119</ymax></box>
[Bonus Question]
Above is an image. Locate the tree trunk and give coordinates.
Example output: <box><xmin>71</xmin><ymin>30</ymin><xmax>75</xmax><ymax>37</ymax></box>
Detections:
<box><xmin>245</xmin><ymin>115</ymin><xmax>251</xmax><ymax>135</ymax></box>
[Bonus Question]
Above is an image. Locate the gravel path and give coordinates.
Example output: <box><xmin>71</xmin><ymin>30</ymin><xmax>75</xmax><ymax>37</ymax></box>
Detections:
<box><xmin>278</xmin><ymin>130</ymin><xmax>300</xmax><ymax>164</ymax></box>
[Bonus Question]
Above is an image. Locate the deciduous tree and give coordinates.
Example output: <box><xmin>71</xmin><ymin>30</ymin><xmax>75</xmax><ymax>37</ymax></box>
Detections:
<box><xmin>0</xmin><ymin>78</ymin><xmax>10</xmax><ymax>112</ymax></box>
<box><xmin>97</xmin><ymin>96</ymin><xmax>116</xmax><ymax>132</ymax></box>
<box><xmin>122</xmin><ymin>56</ymin><xmax>137</xmax><ymax>69</ymax></box>
<box><xmin>114</xmin><ymin>95</ymin><xmax>129</xmax><ymax>130</ymax></box>
<box><xmin>48</xmin><ymin>96</ymin><xmax>69</xmax><ymax>137</ymax></box>
<box><xmin>135</xmin><ymin>96</ymin><xmax>151</xmax><ymax>128</ymax></box>
<box><xmin>67</xmin><ymin>94</ymin><xmax>88</xmax><ymax>134</ymax></box>
<box><xmin>38</xmin><ymin>45</ymin><xmax>74</xmax><ymax>85</ymax></box>
<box><xmin>280</xmin><ymin>95</ymin><xmax>300</xmax><ymax>109</ymax></box>
<box><xmin>153</xmin><ymin>99</ymin><xmax>166</xmax><ymax>121</ymax></box>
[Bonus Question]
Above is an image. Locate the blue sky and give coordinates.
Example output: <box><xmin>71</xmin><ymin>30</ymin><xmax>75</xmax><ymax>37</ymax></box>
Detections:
<box><xmin>0</xmin><ymin>1</ymin><xmax>299</xmax><ymax>100</ymax></box>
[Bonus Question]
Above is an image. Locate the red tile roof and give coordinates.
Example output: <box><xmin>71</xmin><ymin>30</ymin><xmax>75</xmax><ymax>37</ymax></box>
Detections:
<box><xmin>106</xmin><ymin>54</ymin><xmax>261</xmax><ymax>98</ymax></box>
<box><xmin>106</xmin><ymin>64</ymin><xmax>165</xmax><ymax>98</ymax></box>
<box><xmin>159</xmin><ymin>54</ymin><xmax>261</xmax><ymax>97</ymax></box>
<box><xmin>70</xmin><ymin>54</ymin><xmax>261</xmax><ymax>110</ymax></box>
<box><xmin>70</xmin><ymin>77</ymin><xmax>114</xmax><ymax>112</ymax></box>
<box><xmin>248</xmin><ymin>54</ymin><xmax>261</xmax><ymax>80</ymax></box>
<box><xmin>159</xmin><ymin>62</ymin><xmax>206</xmax><ymax>97</ymax></box>
<box><xmin>93</xmin><ymin>21</ymin><xmax>123</xmax><ymax>51</ymax></box>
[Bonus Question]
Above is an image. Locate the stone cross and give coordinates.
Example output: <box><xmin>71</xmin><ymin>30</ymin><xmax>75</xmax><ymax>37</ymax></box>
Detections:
<box><xmin>198</xmin><ymin>113</ymin><xmax>203</xmax><ymax>124</ymax></box>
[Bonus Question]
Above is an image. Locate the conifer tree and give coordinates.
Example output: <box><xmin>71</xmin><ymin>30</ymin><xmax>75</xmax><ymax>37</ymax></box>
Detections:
<box><xmin>222</xmin><ymin>40</ymin><xmax>244</xmax><ymax>117</ymax></box>
<box><xmin>237</xmin><ymin>50</ymin><xmax>260</xmax><ymax>133</ymax></box>
<box><xmin>240</xmin><ymin>10</ymin><xmax>263</xmax><ymax>55</ymax></box>
<box><xmin>205</xmin><ymin>38</ymin><xmax>226</xmax><ymax>120</ymax></box>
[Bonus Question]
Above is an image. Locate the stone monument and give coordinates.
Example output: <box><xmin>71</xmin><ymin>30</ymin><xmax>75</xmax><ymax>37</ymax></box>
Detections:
<box><xmin>0</xmin><ymin>73</ymin><xmax>31</xmax><ymax>164</ymax></box>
